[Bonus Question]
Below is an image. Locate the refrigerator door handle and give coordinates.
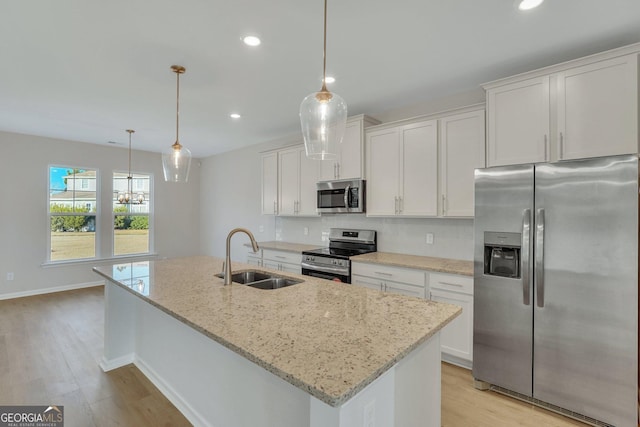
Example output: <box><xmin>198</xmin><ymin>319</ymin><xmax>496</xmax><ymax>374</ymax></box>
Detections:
<box><xmin>535</xmin><ymin>208</ymin><xmax>545</xmax><ymax>308</ymax></box>
<box><xmin>521</xmin><ymin>209</ymin><xmax>531</xmax><ymax>306</ymax></box>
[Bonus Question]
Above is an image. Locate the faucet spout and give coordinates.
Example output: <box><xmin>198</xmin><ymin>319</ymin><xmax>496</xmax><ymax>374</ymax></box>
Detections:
<box><xmin>224</xmin><ymin>228</ymin><xmax>260</xmax><ymax>286</ymax></box>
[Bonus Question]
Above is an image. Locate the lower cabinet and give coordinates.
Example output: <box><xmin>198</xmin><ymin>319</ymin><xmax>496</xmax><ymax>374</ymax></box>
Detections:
<box><xmin>428</xmin><ymin>272</ymin><xmax>473</xmax><ymax>369</ymax></box>
<box><xmin>262</xmin><ymin>249</ymin><xmax>302</xmax><ymax>274</ymax></box>
<box><xmin>352</xmin><ymin>262</ymin><xmax>474</xmax><ymax>368</ymax></box>
<box><xmin>351</xmin><ymin>262</ymin><xmax>426</xmax><ymax>299</ymax></box>
<box><xmin>246</xmin><ymin>248</ymin><xmax>262</xmax><ymax>267</ymax></box>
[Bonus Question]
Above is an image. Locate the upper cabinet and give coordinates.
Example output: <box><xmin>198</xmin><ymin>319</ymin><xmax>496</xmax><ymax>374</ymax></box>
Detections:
<box><xmin>557</xmin><ymin>55</ymin><xmax>638</xmax><ymax>160</ymax></box>
<box><xmin>485</xmin><ymin>50</ymin><xmax>639</xmax><ymax>167</ymax></box>
<box><xmin>486</xmin><ymin>77</ymin><xmax>550</xmax><ymax>166</ymax></box>
<box><xmin>319</xmin><ymin>115</ymin><xmax>380</xmax><ymax>181</ymax></box>
<box><xmin>367</xmin><ymin>120</ymin><xmax>439</xmax><ymax>217</ymax></box>
<box><xmin>440</xmin><ymin>110</ymin><xmax>486</xmax><ymax>217</ymax></box>
<box><xmin>366</xmin><ymin>106</ymin><xmax>485</xmax><ymax>218</ymax></box>
<box><xmin>278</xmin><ymin>146</ymin><xmax>319</xmax><ymax>216</ymax></box>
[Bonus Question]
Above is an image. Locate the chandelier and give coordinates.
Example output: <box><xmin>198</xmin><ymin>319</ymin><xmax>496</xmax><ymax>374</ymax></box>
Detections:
<box><xmin>117</xmin><ymin>129</ymin><xmax>145</xmax><ymax>205</ymax></box>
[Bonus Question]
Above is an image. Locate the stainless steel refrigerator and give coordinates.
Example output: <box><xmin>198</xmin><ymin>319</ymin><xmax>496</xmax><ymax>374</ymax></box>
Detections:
<box><xmin>473</xmin><ymin>154</ymin><xmax>638</xmax><ymax>427</ymax></box>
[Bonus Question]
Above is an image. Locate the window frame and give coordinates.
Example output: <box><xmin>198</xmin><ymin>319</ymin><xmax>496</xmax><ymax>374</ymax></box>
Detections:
<box><xmin>47</xmin><ymin>165</ymin><xmax>100</xmax><ymax>263</ymax></box>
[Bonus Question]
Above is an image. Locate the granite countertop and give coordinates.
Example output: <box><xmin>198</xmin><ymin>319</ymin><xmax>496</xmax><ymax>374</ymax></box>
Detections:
<box><xmin>351</xmin><ymin>251</ymin><xmax>474</xmax><ymax>277</ymax></box>
<box><xmin>93</xmin><ymin>256</ymin><xmax>460</xmax><ymax>407</ymax></box>
<box><xmin>249</xmin><ymin>241</ymin><xmax>323</xmax><ymax>253</ymax></box>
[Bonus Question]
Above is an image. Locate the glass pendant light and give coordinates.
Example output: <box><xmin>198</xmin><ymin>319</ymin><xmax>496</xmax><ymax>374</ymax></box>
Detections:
<box><xmin>299</xmin><ymin>0</ymin><xmax>347</xmax><ymax>160</ymax></box>
<box><xmin>162</xmin><ymin>65</ymin><xmax>192</xmax><ymax>182</ymax></box>
<box><xmin>117</xmin><ymin>129</ymin><xmax>145</xmax><ymax>205</ymax></box>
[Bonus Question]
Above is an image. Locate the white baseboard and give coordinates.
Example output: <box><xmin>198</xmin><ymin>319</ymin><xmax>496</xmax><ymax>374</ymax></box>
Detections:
<box><xmin>442</xmin><ymin>353</ymin><xmax>472</xmax><ymax>370</ymax></box>
<box><xmin>0</xmin><ymin>280</ymin><xmax>104</xmax><ymax>301</ymax></box>
<box><xmin>134</xmin><ymin>356</ymin><xmax>212</xmax><ymax>427</ymax></box>
<box><xmin>100</xmin><ymin>353</ymin><xmax>135</xmax><ymax>372</ymax></box>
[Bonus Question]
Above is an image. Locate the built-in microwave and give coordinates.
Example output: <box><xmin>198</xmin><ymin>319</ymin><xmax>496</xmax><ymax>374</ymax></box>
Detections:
<box><xmin>317</xmin><ymin>179</ymin><xmax>365</xmax><ymax>214</ymax></box>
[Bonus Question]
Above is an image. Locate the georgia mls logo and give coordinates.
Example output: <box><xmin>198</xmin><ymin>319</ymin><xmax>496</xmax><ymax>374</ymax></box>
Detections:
<box><xmin>0</xmin><ymin>405</ymin><xmax>64</xmax><ymax>427</ymax></box>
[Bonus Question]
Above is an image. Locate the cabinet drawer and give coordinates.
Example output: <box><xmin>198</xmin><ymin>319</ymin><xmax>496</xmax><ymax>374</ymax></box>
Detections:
<box><xmin>352</xmin><ymin>262</ymin><xmax>425</xmax><ymax>287</ymax></box>
<box><xmin>429</xmin><ymin>272</ymin><xmax>473</xmax><ymax>295</ymax></box>
<box><xmin>262</xmin><ymin>249</ymin><xmax>301</xmax><ymax>265</ymax></box>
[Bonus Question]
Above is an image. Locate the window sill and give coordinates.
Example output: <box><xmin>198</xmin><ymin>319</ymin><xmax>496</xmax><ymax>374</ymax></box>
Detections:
<box><xmin>41</xmin><ymin>253</ymin><xmax>159</xmax><ymax>268</ymax></box>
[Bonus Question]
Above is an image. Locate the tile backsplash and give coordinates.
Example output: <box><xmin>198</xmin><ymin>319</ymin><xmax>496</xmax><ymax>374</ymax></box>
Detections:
<box><xmin>276</xmin><ymin>215</ymin><xmax>474</xmax><ymax>261</ymax></box>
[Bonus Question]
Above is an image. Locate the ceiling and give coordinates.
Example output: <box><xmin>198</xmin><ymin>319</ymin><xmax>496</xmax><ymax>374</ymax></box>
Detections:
<box><xmin>2</xmin><ymin>0</ymin><xmax>640</xmax><ymax>158</ymax></box>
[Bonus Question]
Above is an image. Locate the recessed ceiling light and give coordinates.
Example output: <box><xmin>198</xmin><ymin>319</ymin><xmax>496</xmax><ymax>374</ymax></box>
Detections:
<box><xmin>230</xmin><ymin>113</ymin><xmax>241</xmax><ymax>119</ymax></box>
<box><xmin>324</xmin><ymin>76</ymin><xmax>335</xmax><ymax>84</ymax></box>
<box><xmin>518</xmin><ymin>0</ymin><xmax>544</xmax><ymax>10</ymax></box>
<box><xmin>242</xmin><ymin>36</ymin><xmax>261</xmax><ymax>47</ymax></box>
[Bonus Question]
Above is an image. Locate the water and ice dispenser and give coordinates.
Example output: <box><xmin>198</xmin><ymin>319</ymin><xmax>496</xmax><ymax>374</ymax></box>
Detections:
<box><xmin>483</xmin><ymin>232</ymin><xmax>521</xmax><ymax>278</ymax></box>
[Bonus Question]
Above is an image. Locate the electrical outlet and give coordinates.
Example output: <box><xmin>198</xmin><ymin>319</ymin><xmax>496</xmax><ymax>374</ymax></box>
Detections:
<box><xmin>304</xmin><ymin>227</ymin><xmax>309</xmax><ymax>235</ymax></box>
<box><xmin>426</xmin><ymin>233</ymin><xmax>434</xmax><ymax>245</ymax></box>
<box><xmin>6</xmin><ymin>272</ymin><xmax>14</xmax><ymax>281</ymax></box>
<box><xmin>364</xmin><ymin>401</ymin><xmax>375</xmax><ymax>427</ymax></box>
<box><xmin>259</xmin><ymin>225</ymin><xmax>264</xmax><ymax>232</ymax></box>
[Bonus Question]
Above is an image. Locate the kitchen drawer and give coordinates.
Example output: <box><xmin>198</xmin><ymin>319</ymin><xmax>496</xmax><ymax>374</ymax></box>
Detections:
<box><xmin>352</xmin><ymin>262</ymin><xmax>425</xmax><ymax>287</ymax></box>
<box><xmin>352</xmin><ymin>275</ymin><xmax>426</xmax><ymax>298</ymax></box>
<box><xmin>262</xmin><ymin>249</ymin><xmax>301</xmax><ymax>265</ymax></box>
<box><xmin>429</xmin><ymin>272</ymin><xmax>473</xmax><ymax>295</ymax></box>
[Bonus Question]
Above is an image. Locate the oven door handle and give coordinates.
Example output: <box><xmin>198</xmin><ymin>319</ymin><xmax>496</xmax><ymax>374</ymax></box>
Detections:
<box><xmin>301</xmin><ymin>262</ymin><xmax>349</xmax><ymax>275</ymax></box>
<box><xmin>343</xmin><ymin>185</ymin><xmax>351</xmax><ymax>208</ymax></box>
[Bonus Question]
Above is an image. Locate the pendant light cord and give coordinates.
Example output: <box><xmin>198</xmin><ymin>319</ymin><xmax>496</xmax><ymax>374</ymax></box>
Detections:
<box><xmin>128</xmin><ymin>131</ymin><xmax>132</xmax><ymax>177</ymax></box>
<box><xmin>321</xmin><ymin>0</ymin><xmax>328</xmax><ymax>92</ymax></box>
<box><xmin>175</xmin><ymin>71</ymin><xmax>180</xmax><ymax>144</ymax></box>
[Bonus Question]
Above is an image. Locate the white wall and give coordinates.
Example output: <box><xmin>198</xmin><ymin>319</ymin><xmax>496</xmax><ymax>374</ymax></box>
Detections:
<box><xmin>0</xmin><ymin>131</ymin><xmax>201</xmax><ymax>298</ymax></box>
<box><xmin>199</xmin><ymin>89</ymin><xmax>482</xmax><ymax>262</ymax></box>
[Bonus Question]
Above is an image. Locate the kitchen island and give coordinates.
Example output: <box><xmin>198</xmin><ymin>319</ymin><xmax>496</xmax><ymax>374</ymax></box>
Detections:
<box><xmin>93</xmin><ymin>256</ymin><xmax>461</xmax><ymax>427</ymax></box>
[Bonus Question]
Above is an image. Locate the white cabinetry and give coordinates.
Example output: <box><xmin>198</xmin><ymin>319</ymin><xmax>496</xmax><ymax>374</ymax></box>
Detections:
<box><xmin>261</xmin><ymin>152</ymin><xmax>279</xmax><ymax>215</ymax></box>
<box><xmin>440</xmin><ymin>110</ymin><xmax>485</xmax><ymax>217</ymax></box>
<box><xmin>320</xmin><ymin>115</ymin><xmax>380</xmax><ymax>181</ymax></box>
<box><xmin>486</xmin><ymin>76</ymin><xmax>550</xmax><ymax>167</ymax></box>
<box><xmin>428</xmin><ymin>272</ymin><xmax>473</xmax><ymax>368</ymax></box>
<box><xmin>352</xmin><ymin>262</ymin><xmax>426</xmax><ymax>298</ymax></box>
<box><xmin>557</xmin><ymin>55</ymin><xmax>637</xmax><ymax>160</ymax></box>
<box><xmin>486</xmin><ymin>51</ymin><xmax>638</xmax><ymax>167</ymax></box>
<box><xmin>278</xmin><ymin>146</ymin><xmax>319</xmax><ymax>216</ymax></box>
<box><xmin>262</xmin><ymin>249</ymin><xmax>302</xmax><ymax>274</ymax></box>
<box><xmin>366</xmin><ymin>120</ymin><xmax>438</xmax><ymax>217</ymax></box>
<box><xmin>366</xmin><ymin>106</ymin><xmax>485</xmax><ymax>218</ymax></box>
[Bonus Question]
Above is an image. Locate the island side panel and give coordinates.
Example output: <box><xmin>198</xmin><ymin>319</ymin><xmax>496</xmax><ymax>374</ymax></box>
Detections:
<box><xmin>310</xmin><ymin>369</ymin><xmax>395</xmax><ymax>427</ymax></box>
<box><xmin>101</xmin><ymin>282</ymin><xmax>136</xmax><ymax>371</ymax></box>
<box><xmin>309</xmin><ymin>333</ymin><xmax>442</xmax><ymax>427</ymax></box>
<box><xmin>133</xmin><ymin>293</ymin><xmax>311</xmax><ymax>427</ymax></box>
<box><xmin>395</xmin><ymin>332</ymin><xmax>441</xmax><ymax>426</ymax></box>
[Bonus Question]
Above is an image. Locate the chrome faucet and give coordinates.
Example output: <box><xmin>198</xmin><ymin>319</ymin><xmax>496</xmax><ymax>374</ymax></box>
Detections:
<box><xmin>224</xmin><ymin>228</ymin><xmax>260</xmax><ymax>285</ymax></box>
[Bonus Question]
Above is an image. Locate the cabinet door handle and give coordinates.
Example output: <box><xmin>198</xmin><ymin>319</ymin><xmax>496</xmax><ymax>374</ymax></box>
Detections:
<box><xmin>442</xmin><ymin>194</ymin><xmax>446</xmax><ymax>215</ymax></box>
<box><xmin>336</xmin><ymin>163</ymin><xmax>340</xmax><ymax>179</ymax></box>
<box><xmin>559</xmin><ymin>132</ymin><xmax>564</xmax><ymax>159</ymax></box>
<box><xmin>399</xmin><ymin>196</ymin><xmax>404</xmax><ymax>213</ymax></box>
<box><xmin>334</xmin><ymin>163</ymin><xmax>338</xmax><ymax>179</ymax></box>
<box><xmin>273</xmin><ymin>200</ymin><xmax>277</xmax><ymax>214</ymax></box>
<box><xmin>275</xmin><ymin>255</ymin><xmax>286</xmax><ymax>259</ymax></box>
<box><xmin>394</xmin><ymin>196</ymin><xmax>398</xmax><ymax>214</ymax></box>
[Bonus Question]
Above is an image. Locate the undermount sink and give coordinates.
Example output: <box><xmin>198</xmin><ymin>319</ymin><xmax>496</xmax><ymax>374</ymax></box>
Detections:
<box><xmin>215</xmin><ymin>270</ymin><xmax>303</xmax><ymax>290</ymax></box>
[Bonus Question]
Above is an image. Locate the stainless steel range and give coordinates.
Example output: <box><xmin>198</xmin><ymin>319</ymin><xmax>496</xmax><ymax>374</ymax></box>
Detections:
<box><xmin>301</xmin><ymin>228</ymin><xmax>377</xmax><ymax>283</ymax></box>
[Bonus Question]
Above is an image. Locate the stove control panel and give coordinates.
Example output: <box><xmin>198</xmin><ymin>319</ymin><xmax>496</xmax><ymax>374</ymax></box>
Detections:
<box><xmin>302</xmin><ymin>255</ymin><xmax>349</xmax><ymax>268</ymax></box>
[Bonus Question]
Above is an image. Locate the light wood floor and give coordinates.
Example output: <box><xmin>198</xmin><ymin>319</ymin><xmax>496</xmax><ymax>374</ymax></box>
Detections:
<box><xmin>0</xmin><ymin>287</ymin><xmax>588</xmax><ymax>427</ymax></box>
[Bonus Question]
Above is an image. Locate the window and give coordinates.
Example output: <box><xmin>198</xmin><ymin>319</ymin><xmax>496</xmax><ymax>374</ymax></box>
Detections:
<box><xmin>48</xmin><ymin>167</ymin><xmax>97</xmax><ymax>261</ymax></box>
<box><xmin>113</xmin><ymin>172</ymin><xmax>151</xmax><ymax>256</ymax></box>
